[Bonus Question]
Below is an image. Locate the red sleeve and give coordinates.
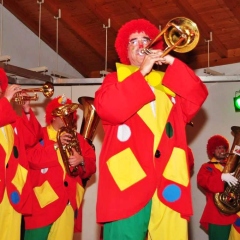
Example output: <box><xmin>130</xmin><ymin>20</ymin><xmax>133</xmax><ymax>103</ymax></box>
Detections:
<box><xmin>26</xmin><ymin>129</ymin><xmax>59</xmax><ymax>169</ymax></box>
<box><xmin>0</xmin><ymin>97</ymin><xmax>18</xmax><ymax>126</ymax></box>
<box><xmin>94</xmin><ymin>71</ymin><xmax>155</xmax><ymax>124</ymax></box>
<box><xmin>77</xmin><ymin>134</ymin><xmax>96</xmax><ymax>180</ymax></box>
<box><xmin>19</xmin><ymin>109</ymin><xmax>43</xmax><ymax>148</ymax></box>
<box><xmin>162</xmin><ymin>58</ymin><xmax>208</xmax><ymax>123</ymax></box>
<box><xmin>197</xmin><ymin>163</ymin><xmax>225</xmax><ymax>193</ymax></box>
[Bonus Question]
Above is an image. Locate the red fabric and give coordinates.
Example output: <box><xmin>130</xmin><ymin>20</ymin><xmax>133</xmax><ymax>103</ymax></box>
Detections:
<box><xmin>197</xmin><ymin>161</ymin><xmax>237</xmax><ymax>230</ymax></box>
<box><xmin>94</xmin><ymin>59</ymin><xmax>208</xmax><ymax>223</ymax></box>
<box><xmin>0</xmin><ymin>68</ymin><xmax>8</xmax><ymax>92</ymax></box>
<box><xmin>0</xmin><ymin>97</ymin><xmax>41</xmax><ymax>214</ymax></box>
<box><xmin>24</xmin><ymin>127</ymin><xmax>96</xmax><ymax>231</ymax></box>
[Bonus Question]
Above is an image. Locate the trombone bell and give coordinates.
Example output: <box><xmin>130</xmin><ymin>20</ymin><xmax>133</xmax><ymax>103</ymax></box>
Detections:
<box><xmin>141</xmin><ymin>17</ymin><xmax>200</xmax><ymax>56</ymax></box>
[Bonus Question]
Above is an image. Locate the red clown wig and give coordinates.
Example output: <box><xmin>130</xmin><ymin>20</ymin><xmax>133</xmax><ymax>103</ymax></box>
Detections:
<box><xmin>206</xmin><ymin>135</ymin><xmax>229</xmax><ymax>159</ymax></box>
<box><xmin>45</xmin><ymin>95</ymin><xmax>76</xmax><ymax>125</ymax></box>
<box><xmin>0</xmin><ymin>68</ymin><xmax>8</xmax><ymax>92</ymax></box>
<box><xmin>115</xmin><ymin>19</ymin><xmax>164</xmax><ymax>64</ymax></box>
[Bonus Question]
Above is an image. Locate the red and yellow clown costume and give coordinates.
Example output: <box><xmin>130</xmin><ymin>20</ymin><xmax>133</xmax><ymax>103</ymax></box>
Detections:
<box><xmin>94</xmin><ymin>18</ymin><xmax>208</xmax><ymax>240</ymax></box>
<box><xmin>197</xmin><ymin>135</ymin><xmax>237</xmax><ymax>237</ymax></box>
<box><xmin>24</xmin><ymin>95</ymin><xmax>96</xmax><ymax>239</ymax></box>
<box><xmin>0</xmin><ymin>69</ymin><xmax>41</xmax><ymax>240</ymax></box>
<box><xmin>199</xmin><ymin>134</ymin><xmax>240</xmax><ymax>240</ymax></box>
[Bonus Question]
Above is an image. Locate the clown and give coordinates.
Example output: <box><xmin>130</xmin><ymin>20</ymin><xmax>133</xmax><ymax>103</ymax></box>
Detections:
<box><xmin>94</xmin><ymin>19</ymin><xmax>208</xmax><ymax>240</ymax></box>
<box><xmin>0</xmin><ymin>68</ymin><xmax>41</xmax><ymax>240</ymax></box>
<box><xmin>197</xmin><ymin>135</ymin><xmax>238</xmax><ymax>240</ymax></box>
<box><xmin>24</xmin><ymin>95</ymin><xmax>96</xmax><ymax>240</ymax></box>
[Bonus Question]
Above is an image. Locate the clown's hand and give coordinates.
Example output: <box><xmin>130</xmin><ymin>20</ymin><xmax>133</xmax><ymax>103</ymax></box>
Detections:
<box><xmin>221</xmin><ymin>173</ymin><xmax>238</xmax><ymax>186</ymax></box>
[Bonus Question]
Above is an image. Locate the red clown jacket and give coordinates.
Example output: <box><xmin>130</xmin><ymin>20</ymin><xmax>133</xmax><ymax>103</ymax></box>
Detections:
<box><xmin>0</xmin><ymin>97</ymin><xmax>41</xmax><ymax>214</ymax></box>
<box><xmin>24</xmin><ymin>126</ymin><xmax>96</xmax><ymax>231</ymax></box>
<box><xmin>197</xmin><ymin>160</ymin><xmax>237</xmax><ymax>230</ymax></box>
<box><xmin>94</xmin><ymin>59</ymin><xmax>208</xmax><ymax>223</ymax></box>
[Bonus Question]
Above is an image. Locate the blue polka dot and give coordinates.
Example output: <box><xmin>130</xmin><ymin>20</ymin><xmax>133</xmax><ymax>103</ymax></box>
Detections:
<box><xmin>235</xmin><ymin>217</ymin><xmax>240</xmax><ymax>227</ymax></box>
<box><xmin>10</xmin><ymin>191</ymin><xmax>20</xmax><ymax>204</ymax></box>
<box><xmin>162</xmin><ymin>184</ymin><xmax>181</xmax><ymax>202</ymax></box>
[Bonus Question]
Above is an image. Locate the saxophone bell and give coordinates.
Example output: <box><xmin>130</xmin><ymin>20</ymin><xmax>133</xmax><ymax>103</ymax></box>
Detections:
<box><xmin>78</xmin><ymin>96</ymin><xmax>100</xmax><ymax>150</ymax></box>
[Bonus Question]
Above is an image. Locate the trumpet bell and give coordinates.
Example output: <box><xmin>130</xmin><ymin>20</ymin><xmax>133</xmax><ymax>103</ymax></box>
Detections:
<box><xmin>41</xmin><ymin>81</ymin><xmax>54</xmax><ymax>98</ymax></box>
<box><xmin>164</xmin><ymin>17</ymin><xmax>200</xmax><ymax>53</ymax></box>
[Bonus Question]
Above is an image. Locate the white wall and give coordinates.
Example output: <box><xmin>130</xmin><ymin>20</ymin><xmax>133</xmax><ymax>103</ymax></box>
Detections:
<box><xmin>3</xmin><ymin>5</ymin><xmax>240</xmax><ymax>240</ymax></box>
<box><xmin>1</xmin><ymin>6</ymin><xmax>82</xmax><ymax>77</ymax></box>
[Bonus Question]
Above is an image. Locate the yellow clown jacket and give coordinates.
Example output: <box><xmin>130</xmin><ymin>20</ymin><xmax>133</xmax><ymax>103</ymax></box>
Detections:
<box><xmin>94</xmin><ymin>58</ymin><xmax>208</xmax><ymax>223</ymax></box>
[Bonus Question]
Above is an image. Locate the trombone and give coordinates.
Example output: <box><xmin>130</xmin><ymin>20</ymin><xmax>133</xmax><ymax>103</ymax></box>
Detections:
<box><xmin>139</xmin><ymin>17</ymin><xmax>200</xmax><ymax>57</ymax></box>
<box><xmin>13</xmin><ymin>81</ymin><xmax>54</xmax><ymax>105</ymax></box>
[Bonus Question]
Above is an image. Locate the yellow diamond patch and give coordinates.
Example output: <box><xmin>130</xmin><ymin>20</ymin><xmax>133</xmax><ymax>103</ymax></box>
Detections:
<box><xmin>33</xmin><ymin>181</ymin><xmax>58</xmax><ymax>208</ymax></box>
<box><xmin>107</xmin><ymin>148</ymin><xmax>146</xmax><ymax>191</ymax></box>
<box><xmin>11</xmin><ymin>164</ymin><xmax>28</xmax><ymax>194</ymax></box>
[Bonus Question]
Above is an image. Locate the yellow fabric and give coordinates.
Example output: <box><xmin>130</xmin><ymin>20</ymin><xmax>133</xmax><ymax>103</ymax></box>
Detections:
<box><xmin>228</xmin><ymin>225</ymin><xmax>240</xmax><ymax>240</ymax></box>
<box><xmin>107</xmin><ymin>148</ymin><xmax>146</xmax><ymax>191</ymax></box>
<box><xmin>0</xmin><ymin>125</ymin><xmax>14</xmax><ymax>165</ymax></box>
<box><xmin>11</xmin><ymin>164</ymin><xmax>28</xmax><ymax>194</ymax></box>
<box><xmin>76</xmin><ymin>182</ymin><xmax>84</xmax><ymax>208</ymax></box>
<box><xmin>116</xmin><ymin>62</ymin><xmax>175</xmax><ymax>97</ymax></box>
<box><xmin>47</xmin><ymin>205</ymin><xmax>74</xmax><ymax>240</ymax></box>
<box><xmin>0</xmin><ymin>190</ymin><xmax>21</xmax><ymax>240</ymax></box>
<box><xmin>148</xmin><ymin>191</ymin><xmax>188</xmax><ymax>240</ymax></box>
<box><xmin>138</xmin><ymin>87</ymin><xmax>173</xmax><ymax>154</ymax></box>
<box><xmin>47</xmin><ymin>125</ymin><xmax>66</xmax><ymax>178</ymax></box>
<box><xmin>116</xmin><ymin>62</ymin><xmax>174</xmax><ymax>155</ymax></box>
<box><xmin>33</xmin><ymin>180</ymin><xmax>58</xmax><ymax>208</ymax></box>
<box><xmin>210</xmin><ymin>157</ymin><xmax>225</xmax><ymax>172</ymax></box>
<box><xmin>163</xmin><ymin>147</ymin><xmax>189</xmax><ymax>186</ymax></box>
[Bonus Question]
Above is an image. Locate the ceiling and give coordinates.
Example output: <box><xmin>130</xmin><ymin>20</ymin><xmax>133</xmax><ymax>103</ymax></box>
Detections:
<box><xmin>3</xmin><ymin>0</ymin><xmax>240</xmax><ymax>78</ymax></box>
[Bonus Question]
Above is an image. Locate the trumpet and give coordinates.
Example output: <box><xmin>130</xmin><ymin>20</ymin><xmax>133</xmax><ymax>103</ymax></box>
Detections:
<box><xmin>13</xmin><ymin>81</ymin><xmax>54</xmax><ymax>105</ymax></box>
<box><xmin>139</xmin><ymin>17</ymin><xmax>200</xmax><ymax>57</ymax></box>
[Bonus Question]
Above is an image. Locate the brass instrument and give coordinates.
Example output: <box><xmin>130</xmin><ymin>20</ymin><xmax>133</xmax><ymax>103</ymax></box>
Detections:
<box><xmin>13</xmin><ymin>81</ymin><xmax>54</xmax><ymax>105</ymax></box>
<box><xmin>140</xmin><ymin>17</ymin><xmax>200</xmax><ymax>57</ymax></box>
<box><xmin>52</xmin><ymin>103</ymin><xmax>82</xmax><ymax>177</ymax></box>
<box><xmin>214</xmin><ymin>126</ymin><xmax>240</xmax><ymax>214</ymax></box>
<box><xmin>78</xmin><ymin>96</ymin><xmax>100</xmax><ymax>150</ymax></box>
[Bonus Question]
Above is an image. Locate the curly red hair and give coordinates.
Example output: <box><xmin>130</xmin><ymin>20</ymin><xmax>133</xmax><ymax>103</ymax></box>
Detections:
<box><xmin>115</xmin><ymin>19</ymin><xmax>164</xmax><ymax>64</ymax></box>
<box><xmin>206</xmin><ymin>135</ymin><xmax>229</xmax><ymax>159</ymax></box>
<box><xmin>45</xmin><ymin>95</ymin><xmax>76</xmax><ymax>125</ymax></box>
<box><xmin>0</xmin><ymin>68</ymin><xmax>8</xmax><ymax>92</ymax></box>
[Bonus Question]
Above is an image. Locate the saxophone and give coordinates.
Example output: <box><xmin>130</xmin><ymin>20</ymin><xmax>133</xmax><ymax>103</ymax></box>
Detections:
<box><xmin>214</xmin><ymin>126</ymin><xmax>240</xmax><ymax>214</ymax></box>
